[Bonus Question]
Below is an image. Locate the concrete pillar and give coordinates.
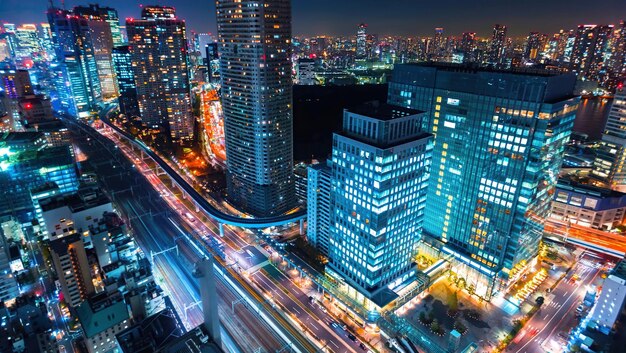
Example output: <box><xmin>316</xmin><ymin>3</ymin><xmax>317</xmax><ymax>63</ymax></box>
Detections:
<box><xmin>195</xmin><ymin>257</ymin><xmax>221</xmax><ymax>347</ymax></box>
<box><xmin>219</xmin><ymin>223</ymin><xmax>224</xmax><ymax>237</ymax></box>
<box><xmin>299</xmin><ymin>219</ymin><xmax>304</xmax><ymax>235</ymax></box>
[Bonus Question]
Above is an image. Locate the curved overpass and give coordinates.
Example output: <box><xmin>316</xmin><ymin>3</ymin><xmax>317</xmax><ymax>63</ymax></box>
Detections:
<box><xmin>100</xmin><ymin>116</ymin><xmax>307</xmax><ymax>228</ymax></box>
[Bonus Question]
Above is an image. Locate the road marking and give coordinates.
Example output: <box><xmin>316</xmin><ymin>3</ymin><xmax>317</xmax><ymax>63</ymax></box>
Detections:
<box><xmin>513</xmin><ymin>267</ymin><xmax>598</xmax><ymax>353</ymax></box>
<box><xmin>330</xmin><ymin>341</ymin><xmax>339</xmax><ymax>349</ymax></box>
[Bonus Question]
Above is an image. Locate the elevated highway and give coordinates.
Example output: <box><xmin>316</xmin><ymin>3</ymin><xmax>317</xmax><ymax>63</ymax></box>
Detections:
<box><xmin>98</xmin><ymin>116</ymin><xmax>307</xmax><ymax>230</ymax></box>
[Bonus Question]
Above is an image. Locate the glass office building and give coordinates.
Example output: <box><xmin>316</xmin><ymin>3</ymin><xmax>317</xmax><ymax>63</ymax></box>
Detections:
<box><xmin>328</xmin><ymin>102</ymin><xmax>432</xmax><ymax>308</ymax></box>
<box><xmin>111</xmin><ymin>45</ymin><xmax>139</xmax><ymax>118</ymax></box>
<box><xmin>388</xmin><ymin>63</ymin><xmax>578</xmax><ymax>300</ymax></box>
<box><xmin>0</xmin><ymin>132</ymin><xmax>78</xmax><ymax>221</ymax></box>
<box><xmin>47</xmin><ymin>7</ymin><xmax>102</xmax><ymax>118</ymax></box>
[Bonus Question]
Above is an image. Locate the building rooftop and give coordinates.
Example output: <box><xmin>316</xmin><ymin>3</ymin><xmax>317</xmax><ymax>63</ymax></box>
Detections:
<box><xmin>116</xmin><ymin>307</ymin><xmax>185</xmax><ymax>353</ymax></box>
<box><xmin>156</xmin><ymin>325</ymin><xmax>223</xmax><ymax>353</ymax></box>
<box><xmin>76</xmin><ymin>292</ymin><xmax>130</xmax><ymax>338</ymax></box>
<box><xmin>40</xmin><ymin>186</ymin><xmax>110</xmax><ymax>213</ymax></box>
<box><xmin>347</xmin><ymin>101</ymin><xmax>422</xmax><ymax>121</ymax></box>
<box><xmin>404</xmin><ymin>62</ymin><xmax>564</xmax><ymax>77</ymax></box>
<box><xmin>392</xmin><ymin>62</ymin><xmax>578</xmax><ymax>104</ymax></box>
<box><xmin>0</xmin><ymin>131</ymin><xmax>44</xmax><ymax>147</ymax></box>
<box><xmin>613</xmin><ymin>260</ymin><xmax>626</xmax><ymax>281</ymax></box>
<box><xmin>557</xmin><ymin>178</ymin><xmax>626</xmax><ymax>199</ymax></box>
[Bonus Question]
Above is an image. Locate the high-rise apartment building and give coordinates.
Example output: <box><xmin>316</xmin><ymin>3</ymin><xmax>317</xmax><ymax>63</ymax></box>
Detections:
<box><xmin>388</xmin><ymin>63</ymin><xmax>578</xmax><ymax>300</ymax></box>
<box><xmin>0</xmin><ymin>69</ymin><xmax>32</xmax><ymax>130</ymax></box>
<box><xmin>216</xmin><ymin>0</ymin><xmax>295</xmax><ymax>216</ymax></box>
<box><xmin>356</xmin><ymin>23</ymin><xmax>367</xmax><ymax>59</ymax></box>
<box><xmin>327</xmin><ymin>103</ymin><xmax>432</xmax><ymax>307</ymax></box>
<box><xmin>488</xmin><ymin>24</ymin><xmax>507</xmax><ymax>66</ymax></box>
<box><xmin>607</xmin><ymin>21</ymin><xmax>626</xmax><ymax>89</ymax></box>
<box><xmin>126</xmin><ymin>6</ymin><xmax>194</xmax><ymax>142</ymax></box>
<box><xmin>525</xmin><ymin>32</ymin><xmax>545</xmax><ymax>61</ymax></box>
<box><xmin>590</xmin><ymin>83</ymin><xmax>626</xmax><ymax>190</ymax></box>
<box><xmin>111</xmin><ymin>45</ymin><xmax>139</xmax><ymax>118</ymax></box>
<box><xmin>546</xmin><ymin>30</ymin><xmax>569</xmax><ymax>62</ymax></box>
<box><xmin>460</xmin><ymin>32</ymin><xmax>476</xmax><ymax>62</ymax></box>
<box><xmin>431</xmin><ymin>27</ymin><xmax>444</xmax><ymax>59</ymax></box>
<box><xmin>569</xmin><ymin>24</ymin><xmax>613</xmax><ymax>83</ymax></box>
<box><xmin>47</xmin><ymin>7</ymin><xmax>102</xmax><ymax>117</ymax></box>
<box><xmin>48</xmin><ymin>223</ymin><xmax>94</xmax><ymax>307</ymax></box>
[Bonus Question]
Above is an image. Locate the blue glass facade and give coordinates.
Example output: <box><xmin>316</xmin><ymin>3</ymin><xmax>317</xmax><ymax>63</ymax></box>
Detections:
<box><xmin>111</xmin><ymin>45</ymin><xmax>140</xmax><ymax>118</ymax></box>
<box><xmin>0</xmin><ymin>134</ymin><xmax>78</xmax><ymax>221</ymax></box>
<box><xmin>328</xmin><ymin>103</ymin><xmax>432</xmax><ymax>306</ymax></box>
<box><xmin>388</xmin><ymin>64</ymin><xmax>578</xmax><ymax>299</ymax></box>
<box><xmin>47</xmin><ymin>7</ymin><xmax>102</xmax><ymax>118</ymax></box>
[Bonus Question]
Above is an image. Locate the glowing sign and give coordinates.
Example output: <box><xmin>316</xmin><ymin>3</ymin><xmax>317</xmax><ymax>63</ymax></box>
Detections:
<box><xmin>447</xmin><ymin>98</ymin><xmax>460</xmax><ymax>106</ymax></box>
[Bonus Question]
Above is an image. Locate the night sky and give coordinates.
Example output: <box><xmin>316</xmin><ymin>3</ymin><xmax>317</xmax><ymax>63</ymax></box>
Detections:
<box><xmin>1</xmin><ymin>0</ymin><xmax>624</xmax><ymax>37</ymax></box>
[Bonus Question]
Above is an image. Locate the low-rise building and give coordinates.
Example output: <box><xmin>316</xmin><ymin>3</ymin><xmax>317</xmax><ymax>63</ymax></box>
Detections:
<box><xmin>588</xmin><ymin>260</ymin><xmax>626</xmax><ymax>334</ymax></box>
<box><xmin>76</xmin><ymin>292</ymin><xmax>131</xmax><ymax>353</ymax></box>
<box><xmin>551</xmin><ymin>179</ymin><xmax>626</xmax><ymax>230</ymax></box>
<box><xmin>40</xmin><ymin>186</ymin><xmax>113</xmax><ymax>244</ymax></box>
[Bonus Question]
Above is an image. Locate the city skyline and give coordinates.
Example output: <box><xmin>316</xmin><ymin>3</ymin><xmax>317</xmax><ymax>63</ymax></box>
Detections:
<box><xmin>1</xmin><ymin>0</ymin><xmax>626</xmax><ymax>352</ymax></box>
<box><xmin>1</xmin><ymin>0</ymin><xmax>625</xmax><ymax>37</ymax></box>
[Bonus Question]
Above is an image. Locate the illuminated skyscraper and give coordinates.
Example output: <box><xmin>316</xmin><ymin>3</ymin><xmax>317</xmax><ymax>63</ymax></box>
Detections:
<box><xmin>431</xmin><ymin>27</ymin><xmax>444</xmax><ymax>59</ymax></box>
<box><xmin>39</xmin><ymin>23</ymin><xmax>55</xmax><ymax>61</ymax></box>
<box><xmin>488</xmin><ymin>24</ymin><xmax>507</xmax><ymax>66</ymax></box>
<box><xmin>111</xmin><ymin>45</ymin><xmax>139</xmax><ymax>118</ymax></box>
<box><xmin>216</xmin><ymin>0</ymin><xmax>295</xmax><ymax>216</ymax></box>
<box><xmin>546</xmin><ymin>30</ymin><xmax>569</xmax><ymax>62</ymax></box>
<box><xmin>569</xmin><ymin>24</ymin><xmax>613</xmax><ymax>83</ymax></box>
<box><xmin>14</xmin><ymin>24</ymin><xmax>41</xmax><ymax>60</ymax></box>
<box><xmin>73</xmin><ymin>4</ymin><xmax>123</xmax><ymax>46</ymax></box>
<box><xmin>126</xmin><ymin>6</ymin><xmax>194</xmax><ymax>142</ymax></box>
<box><xmin>47</xmin><ymin>7</ymin><xmax>102</xmax><ymax>117</ymax></box>
<box><xmin>74</xmin><ymin>5</ymin><xmax>119</xmax><ymax>99</ymax></box>
<box><xmin>524</xmin><ymin>32</ymin><xmax>544</xmax><ymax>60</ymax></box>
<box><xmin>607</xmin><ymin>21</ymin><xmax>626</xmax><ymax>89</ymax></box>
<box><xmin>356</xmin><ymin>23</ymin><xmax>367</xmax><ymax>59</ymax></box>
<box><xmin>307</xmin><ymin>162</ymin><xmax>331</xmax><ymax>256</ymax></box>
<box><xmin>590</xmin><ymin>83</ymin><xmax>626</xmax><ymax>190</ymax></box>
<box><xmin>388</xmin><ymin>63</ymin><xmax>578</xmax><ymax>300</ymax></box>
<box><xmin>327</xmin><ymin>103</ymin><xmax>432</xmax><ymax>308</ymax></box>
<box><xmin>460</xmin><ymin>32</ymin><xmax>476</xmax><ymax>62</ymax></box>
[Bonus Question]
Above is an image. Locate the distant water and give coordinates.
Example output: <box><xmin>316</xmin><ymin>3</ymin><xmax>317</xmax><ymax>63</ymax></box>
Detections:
<box><xmin>573</xmin><ymin>97</ymin><xmax>613</xmax><ymax>141</ymax></box>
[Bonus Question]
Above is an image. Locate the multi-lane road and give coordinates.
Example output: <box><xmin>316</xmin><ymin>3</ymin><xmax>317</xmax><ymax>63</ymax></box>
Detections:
<box><xmin>95</xmin><ymin>115</ymin><xmax>379</xmax><ymax>353</ymax></box>
<box><xmin>67</xmin><ymin>117</ymin><xmax>289</xmax><ymax>353</ymax></box>
<box><xmin>508</xmin><ymin>252</ymin><xmax>605</xmax><ymax>353</ymax></box>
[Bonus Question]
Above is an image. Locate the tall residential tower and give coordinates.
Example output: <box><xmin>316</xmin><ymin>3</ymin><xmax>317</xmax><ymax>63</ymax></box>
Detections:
<box><xmin>216</xmin><ymin>0</ymin><xmax>295</xmax><ymax>216</ymax></box>
<box><xmin>126</xmin><ymin>6</ymin><xmax>194</xmax><ymax>142</ymax></box>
